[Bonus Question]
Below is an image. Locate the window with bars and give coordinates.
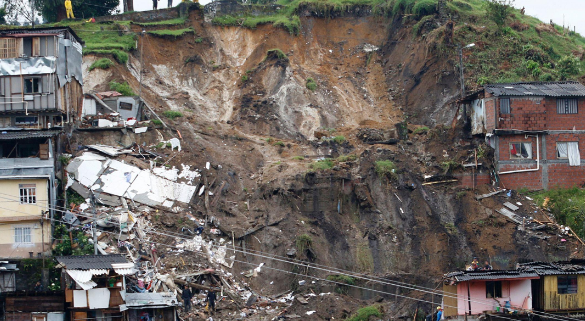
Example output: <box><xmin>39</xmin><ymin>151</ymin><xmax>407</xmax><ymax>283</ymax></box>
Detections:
<box><xmin>0</xmin><ymin>38</ymin><xmax>18</xmax><ymax>59</ymax></box>
<box><xmin>14</xmin><ymin>227</ymin><xmax>32</xmax><ymax>244</ymax></box>
<box><xmin>19</xmin><ymin>184</ymin><xmax>36</xmax><ymax>204</ymax></box>
<box><xmin>557</xmin><ymin>98</ymin><xmax>578</xmax><ymax>114</ymax></box>
<box><xmin>500</xmin><ymin>98</ymin><xmax>511</xmax><ymax>114</ymax></box>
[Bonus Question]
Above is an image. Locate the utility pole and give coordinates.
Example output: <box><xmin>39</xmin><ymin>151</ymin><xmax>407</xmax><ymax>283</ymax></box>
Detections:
<box><xmin>458</xmin><ymin>44</ymin><xmax>464</xmax><ymax>99</ymax></box>
<box><xmin>139</xmin><ymin>29</ymin><xmax>145</xmax><ymax>100</ymax></box>
<box><xmin>90</xmin><ymin>190</ymin><xmax>98</xmax><ymax>255</ymax></box>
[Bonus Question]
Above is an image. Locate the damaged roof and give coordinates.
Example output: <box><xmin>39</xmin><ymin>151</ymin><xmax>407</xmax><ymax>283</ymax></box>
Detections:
<box><xmin>55</xmin><ymin>254</ymin><xmax>128</xmax><ymax>270</ymax></box>
<box><xmin>519</xmin><ymin>260</ymin><xmax>585</xmax><ymax>275</ymax></box>
<box><xmin>444</xmin><ymin>270</ymin><xmax>539</xmax><ymax>282</ymax></box>
<box><xmin>0</xmin><ymin>130</ymin><xmax>61</xmax><ymax>140</ymax></box>
<box><xmin>0</xmin><ymin>158</ymin><xmax>53</xmax><ymax>178</ymax></box>
<box><xmin>485</xmin><ymin>81</ymin><xmax>585</xmax><ymax>97</ymax></box>
<box><xmin>0</xmin><ymin>27</ymin><xmax>84</xmax><ymax>44</ymax></box>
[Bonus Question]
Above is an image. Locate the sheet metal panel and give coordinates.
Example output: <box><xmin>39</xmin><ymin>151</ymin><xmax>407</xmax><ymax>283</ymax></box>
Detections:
<box><xmin>0</xmin><ymin>57</ymin><xmax>56</xmax><ymax>76</ymax></box>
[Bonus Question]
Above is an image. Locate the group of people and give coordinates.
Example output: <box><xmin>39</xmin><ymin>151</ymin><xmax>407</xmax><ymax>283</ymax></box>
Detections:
<box><xmin>469</xmin><ymin>257</ymin><xmax>493</xmax><ymax>271</ymax></box>
<box><xmin>182</xmin><ymin>284</ymin><xmax>217</xmax><ymax>314</ymax></box>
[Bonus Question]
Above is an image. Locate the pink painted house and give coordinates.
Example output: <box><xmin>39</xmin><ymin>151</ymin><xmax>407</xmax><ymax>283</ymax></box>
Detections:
<box><xmin>442</xmin><ymin>270</ymin><xmax>539</xmax><ymax>317</ymax></box>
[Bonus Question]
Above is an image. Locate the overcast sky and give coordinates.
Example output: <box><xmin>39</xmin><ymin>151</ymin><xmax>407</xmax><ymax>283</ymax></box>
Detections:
<box><xmin>513</xmin><ymin>0</ymin><xmax>585</xmax><ymax>35</ymax></box>
<box><xmin>125</xmin><ymin>0</ymin><xmax>585</xmax><ymax>36</ymax></box>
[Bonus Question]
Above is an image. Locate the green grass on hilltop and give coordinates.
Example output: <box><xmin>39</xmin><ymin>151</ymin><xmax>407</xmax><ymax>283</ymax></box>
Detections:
<box><xmin>133</xmin><ymin>17</ymin><xmax>187</xmax><ymax>26</ymax></box>
<box><xmin>445</xmin><ymin>0</ymin><xmax>585</xmax><ymax>85</ymax></box>
<box><xmin>147</xmin><ymin>27</ymin><xmax>195</xmax><ymax>37</ymax></box>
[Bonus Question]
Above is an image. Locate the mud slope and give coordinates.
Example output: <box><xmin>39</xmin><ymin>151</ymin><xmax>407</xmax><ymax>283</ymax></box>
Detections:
<box><xmin>80</xmin><ymin>8</ymin><xmax>581</xmax><ymax>315</ymax></box>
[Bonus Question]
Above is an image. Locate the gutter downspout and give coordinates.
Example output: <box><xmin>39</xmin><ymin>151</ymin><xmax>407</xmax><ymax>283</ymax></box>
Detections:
<box><xmin>498</xmin><ymin>134</ymin><xmax>540</xmax><ymax>175</ymax></box>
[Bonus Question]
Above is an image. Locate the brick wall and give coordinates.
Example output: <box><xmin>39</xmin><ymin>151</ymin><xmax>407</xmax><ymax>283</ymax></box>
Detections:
<box><xmin>496</xmin><ymin>133</ymin><xmax>585</xmax><ymax>190</ymax></box>
<box><xmin>548</xmin><ymin>163</ymin><xmax>585</xmax><ymax>188</ymax></box>
<box><xmin>499</xmin><ymin>165</ymin><xmax>544</xmax><ymax>190</ymax></box>
<box><xmin>546</xmin><ymin>133</ymin><xmax>585</xmax><ymax>160</ymax></box>
<box><xmin>455</xmin><ymin>172</ymin><xmax>491</xmax><ymax>188</ymax></box>
<box><xmin>544</xmin><ymin>97</ymin><xmax>585</xmax><ymax>130</ymax></box>
<box><xmin>484</xmin><ymin>93</ymin><xmax>585</xmax><ymax>131</ymax></box>
<box><xmin>498</xmin><ymin>97</ymin><xmax>547</xmax><ymax>131</ymax></box>
<box><xmin>498</xmin><ymin>134</ymin><xmax>537</xmax><ymax>161</ymax></box>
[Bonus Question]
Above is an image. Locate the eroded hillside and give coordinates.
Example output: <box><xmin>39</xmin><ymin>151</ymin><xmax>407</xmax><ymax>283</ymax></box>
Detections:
<box><xmin>72</xmin><ymin>4</ymin><xmax>585</xmax><ymax>318</ymax></box>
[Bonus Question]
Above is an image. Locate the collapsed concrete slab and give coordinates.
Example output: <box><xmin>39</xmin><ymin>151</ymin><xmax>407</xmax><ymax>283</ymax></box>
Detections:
<box><xmin>66</xmin><ymin>152</ymin><xmax>197</xmax><ymax>207</ymax></box>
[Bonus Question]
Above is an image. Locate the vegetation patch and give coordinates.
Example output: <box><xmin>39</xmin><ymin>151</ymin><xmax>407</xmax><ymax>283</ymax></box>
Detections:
<box><xmin>356</xmin><ymin>243</ymin><xmax>374</xmax><ymax>272</ymax></box>
<box><xmin>531</xmin><ymin>187</ymin><xmax>585</xmax><ymax>238</ymax></box>
<box><xmin>212</xmin><ymin>14</ymin><xmax>301</xmax><ymax>35</ymax></box>
<box><xmin>296</xmin><ymin>234</ymin><xmax>313</xmax><ymax>254</ymax></box>
<box><xmin>273</xmin><ymin>141</ymin><xmax>285</xmax><ymax>147</ymax></box>
<box><xmin>109</xmin><ymin>81</ymin><xmax>135</xmax><ymax>96</ymax></box>
<box><xmin>347</xmin><ymin>305</ymin><xmax>382</xmax><ymax>321</ymax></box>
<box><xmin>292</xmin><ymin>156</ymin><xmax>305</xmax><ymax>160</ymax></box>
<box><xmin>375</xmin><ymin>160</ymin><xmax>397</xmax><ymax>178</ymax></box>
<box><xmin>337</xmin><ymin>154</ymin><xmax>357</xmax><ymax>162</ymax></box>
<box><xmin>306</xmin><ymin>77</ymin><xmax>317</xmax><ymax>91</ymax></box>
<box><xmin>309</xmin><ymin>159</ymin><xmax>335</xmax><ymax>171</ymax></box>
<box><xmin>333</xmin><ymin>135</ymin><xmax>346</xmax><ymax>144</ymax></box>
<box><xmin>88</xmin><ymin>58</ymin><xmax>114</xmax><ymax>71</ymax></box>
<box><xmin>413</xmin><ymin>126</ymin><xmax>429</xmax><ymax>134</ymax></box>
<box><xmin>133</xmin><ymin>17</ymin><xmax>187</xmax><ymax>26</ymax></box>
<box><xmin>326</xmin><ymin>274</ymin><xmax>356</xmax><ymax>285</ymax></box>
<box><xmin>85</xmin><ymin>49</ymin><xmax>129</xmax><ymax>64</ymax></box>
<box><xmin>162</xmin><ymin>110</ymin><xmax>184</xmax><ymax>120</ymax></box>
<box><xmin>265</xmin><ymin>48</ymin><xmax>289</xmax><ymax>61</ymax></box>
<box><xmin>147</xmin><ymin>27</ymin><xmax>195</xmax><ymax>38</ymax></box>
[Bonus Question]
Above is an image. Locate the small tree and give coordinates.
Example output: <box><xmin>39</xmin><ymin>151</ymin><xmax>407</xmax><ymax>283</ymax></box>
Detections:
<box><xmin>557</xmin><ymin>55</ymin><xmax>581</xmax><ymax>80</ymax></box>
<box><xmin>484</xmin><ymin>0</ymin><xmax>515</xmax><ymax>29</ymax></box>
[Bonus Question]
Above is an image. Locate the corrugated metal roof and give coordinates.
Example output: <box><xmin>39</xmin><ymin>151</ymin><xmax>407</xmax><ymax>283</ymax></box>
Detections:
<box><xmin>0</xmin><ymin>130</ymin><xmax>61</xmax><ymax>140</ymax></box>
<box><xmin>0</xmin><ymin>27</ymin><xmax>84</xmax><ymax>44</ymax></box>
<box><xmin>0</xmin><ymin>157</ymin><xmax>54</xmax><ymax>178</ymax></box>
<box><xmin>125</xmin><ymin>292</ymin><xmax>179</xmax><ymax>308</ymax></box>
<box><xmin>485</xmin><ymin>82</ymin><xmax>585</xmax><ymax>97</ymax></box>
<box><xmin>445</xmin><ymin>270</ymin><xmax>539</xmax><ymax>282</ymax></box>
<box><xmin>55</xmin><ymin>254</ymin><xmax>129</xmax><ymax>270</ymax></box>
<box><xmin>519</xmin><ymin>261</ymin><xmax>585</xmax><ymax>275</ymax></box>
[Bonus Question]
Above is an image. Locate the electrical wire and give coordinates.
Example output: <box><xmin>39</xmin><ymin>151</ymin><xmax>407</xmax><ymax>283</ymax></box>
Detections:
<box><xmin>0</xmin><ymin>194</ymin><xmax>578</xmax><ymax>320</ymax></box>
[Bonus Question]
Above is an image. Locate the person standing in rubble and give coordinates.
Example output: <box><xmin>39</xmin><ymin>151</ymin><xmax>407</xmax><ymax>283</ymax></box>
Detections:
<box><xmin>483</xmin><ymin>261</ymin><xmax>493</xmax><ymax>270</ymax></box>
<box><xmin>182</xmin><ymin>285</ymin><xmax>193</xmax><ymax>312</ymax></box>
<box><xmin>153</xmin><ymin>0</ymin><xmax>159</xmax><ymax>10</ymax></box>
<box><xmin>207</xmin><ymin>289</ymin><xmax>217</xmax><ymax>313</ymax></box>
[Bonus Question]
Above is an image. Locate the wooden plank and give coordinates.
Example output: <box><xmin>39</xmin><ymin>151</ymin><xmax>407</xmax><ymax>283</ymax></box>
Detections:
<box><xmin>442</xmin><ymin>284</ymin><xmax>458</xmax><ymax>317</ymax></box>
<box><xmin>503</xmin><ymin>202</ymin><xmax>519</xmax><ymax>211</ymax></box>
<box><xmin>39</xmin><ymin>144</ymin><xmax>49</xmax><ymax>160</ymax></box>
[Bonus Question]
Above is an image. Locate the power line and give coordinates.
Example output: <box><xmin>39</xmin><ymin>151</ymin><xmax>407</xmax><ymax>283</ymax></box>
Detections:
<box><xmin>0</xmin><ymin>194</ymin><xmax>577</xmax><ymax>320</ymax></box>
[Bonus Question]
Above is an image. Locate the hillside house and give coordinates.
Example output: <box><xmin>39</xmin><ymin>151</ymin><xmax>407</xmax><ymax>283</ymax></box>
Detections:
<box><xmin>464</xmin><ymin>82</ymin><xmax>585</xmax><ymax>190</ymax></box>
<box><xmin>519</xmin><ymin>260</ymin><xmax>585</xmax><ymax>312</ymax></box>
<box><xmin>0</xmin><ymin>27</ymin><xmax>83</xmax><ymax>128</ymax></box>
<box><xmin>56</xmin><ymin>255</ymin><xmax>135</xmax><ymax>321</ymax></box>
<box><xmin>442</xmin><ymin>270</ymin><xmax>538</xmax><ymax>317</ymax></box>
<box><xmin>0</xmin><ymin>131</ymin><xmax>60</xmax><ymax>258</ymax></box>
<box><xmin>0</xmin><ymin>27</ymin><xmax>83</xmax><ymax>259</ymax></box>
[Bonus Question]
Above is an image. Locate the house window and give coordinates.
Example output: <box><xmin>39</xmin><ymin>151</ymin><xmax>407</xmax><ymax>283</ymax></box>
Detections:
<box><xmin>119</xmin><ymin>102</ymin><xmax>133</xmax><ymax>110</ymax></box>
<box><xmin>19</xmin><ymin>184</ymin><xmax>36</xmax><ymax>204</ymax></box>
<box><xmin>500</xmin><ymin>98</ymin><xmax>511</xmax><ymax>114</ymax></box>
<box><xmin>557</xmin><ymin>142</ymin><xmax>581</xmax><ymax>166</ymax></box>
<box><xmin>14</xmin><ymin>226</ymin><xmax>32</xmax><ymax>244</ymax></box>
<box><xmin>0</xmin><ymin>38</ymin><xmax>18</xmax><ymax>58</ymax></box>
<box><xmin>15</xmin><ymin>116</ymin><xmax>38</xmax><ymax>125</ymax></box>
<box><xmin>557</xmin><ymin>98</ymin><xmax>578</xmax><ymax>114</ymax></box>
<box><xmin>486</xmin><ymin>281</ymin><xmax>503</xmax><ymax>298</ymax></box>
<box><xmin>558</xmin><ymin>275</ymin><xmax>578</xmax><ymax>294</ymax></box>
<box><xmin>510</xmin><ymin>142</ymin><xmax>532</xmax><ymax>159</ymax></box>
<box><xmin>24</xmin><ymin>78</ymin><xmax>41</xmax><ymax>94</ymax></box>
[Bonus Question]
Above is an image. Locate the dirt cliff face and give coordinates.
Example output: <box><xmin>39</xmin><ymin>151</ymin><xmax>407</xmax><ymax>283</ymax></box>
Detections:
<box><xmin>81</xmin><ymin>8</ymin><xmax>581</xmax><ymax>314</ymax></box>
